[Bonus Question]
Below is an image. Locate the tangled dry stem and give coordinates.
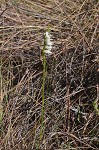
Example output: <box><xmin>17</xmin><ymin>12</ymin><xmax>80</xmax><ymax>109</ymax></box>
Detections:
<box><xmin>0</xmin><ymin>0</ymin><xmax>99</xmax><ymax>150</ymax></box>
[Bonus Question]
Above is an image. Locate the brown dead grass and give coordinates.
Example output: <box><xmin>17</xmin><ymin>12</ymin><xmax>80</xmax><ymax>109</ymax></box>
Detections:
<box><xmin>0</xmin><ymin>0</ymin><xmax>99</xmax><ymax>150</ymax></box>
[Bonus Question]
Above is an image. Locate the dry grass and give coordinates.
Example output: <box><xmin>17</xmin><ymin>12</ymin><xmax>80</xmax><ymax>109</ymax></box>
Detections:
<box><xmin>0</xmin><ymin>0</ymin><xmax>99</xmax><ymax>150</ymax></box>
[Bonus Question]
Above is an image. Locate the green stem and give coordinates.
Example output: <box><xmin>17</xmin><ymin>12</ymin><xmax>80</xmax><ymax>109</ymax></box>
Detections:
<box><xmin>40</xmin><ymin>35</ymin><xmax>46</xmax><ymax>140</ymax></box>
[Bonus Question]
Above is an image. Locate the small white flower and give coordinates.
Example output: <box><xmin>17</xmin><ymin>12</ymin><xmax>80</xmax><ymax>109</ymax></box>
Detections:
<box><xmin>44</xmin><ymin>31</ymin><xmax>53</xmax><ymax>55</ymax></box>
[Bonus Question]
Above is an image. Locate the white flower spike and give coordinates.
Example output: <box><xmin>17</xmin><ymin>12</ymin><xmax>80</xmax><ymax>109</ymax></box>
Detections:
<box><xmin>45</xmin><ymin>31</ymin><xmax>53</xmax><ymax>55</ymax></box>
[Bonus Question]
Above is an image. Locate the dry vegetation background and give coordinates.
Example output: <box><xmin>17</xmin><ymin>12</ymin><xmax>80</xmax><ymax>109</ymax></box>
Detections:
<box><xmin>0</xmin><ymin>0</ymin><xmax>99</xmax><ymax>150</ymax></box>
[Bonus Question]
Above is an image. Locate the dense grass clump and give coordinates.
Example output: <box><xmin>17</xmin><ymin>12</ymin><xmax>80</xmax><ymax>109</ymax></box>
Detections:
<box><xmin>0</xmin><ymin>1</ymin><xmax>99</xmax><ymax>150</ymax></box>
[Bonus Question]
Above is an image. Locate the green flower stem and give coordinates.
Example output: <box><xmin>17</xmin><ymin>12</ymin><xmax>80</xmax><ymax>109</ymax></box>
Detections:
<box><xmin>40</xmin><ymin>34</ymin><xmax>47</xmax><ymax>140</ymax></box>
